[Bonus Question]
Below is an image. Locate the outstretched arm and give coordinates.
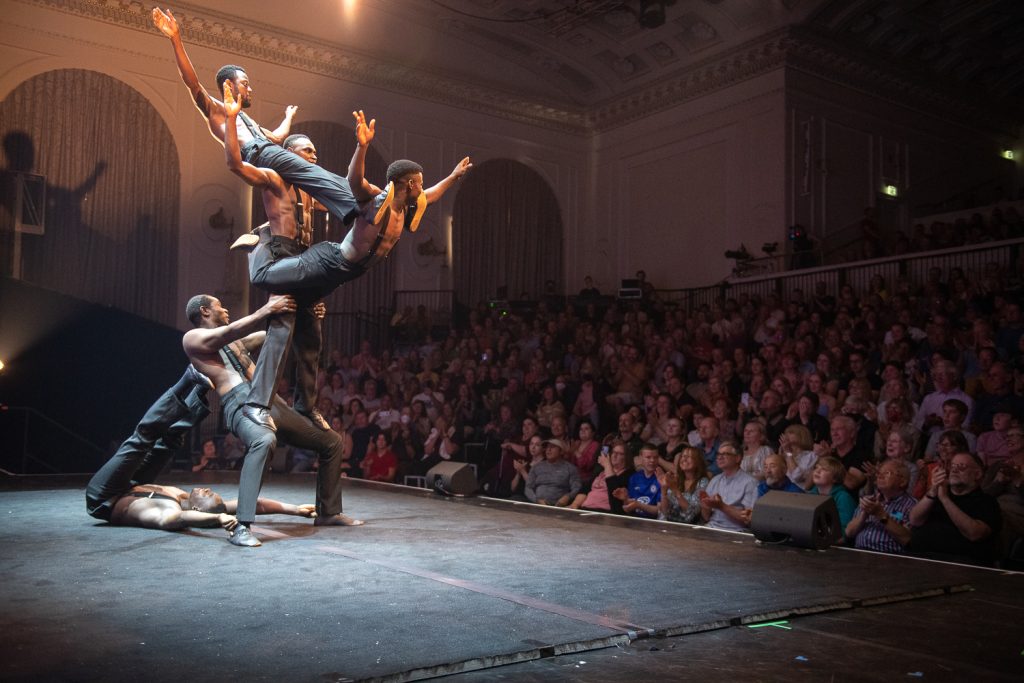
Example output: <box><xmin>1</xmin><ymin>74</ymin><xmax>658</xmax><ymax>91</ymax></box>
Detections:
<box><xmin>347</xmin><ymin>110</ymin><xmax>380</xmax><ymax>201</ymax></box>
<box><xmin>152</xmin><ymin>8</ymin><xmax>219</xmax><ymax>120</ymax></box>
<box><xmin>266</xmin><ymin>105</ymin><xmax>298</xmax><ymax>145</ymax></box>
<box><xmin>423</xmin><ymin>157</ymin><xmax>472</xmax><ymax>205</ymax></box>
<box><xmin>223</xmin><ymin>83</ymin><xmax>276</xmax><ymax>187</ymax></box>
<box><xmin>132</xmin><ymin>503</ymin><xmax>237</xmax><ymax>532</ymax></box>
<box><xmin>223</xmin><ymin>498</ymin><xmax>316</xmax><ymax>517</ymax></box>
<box><xmin>182</xmin><ymin>294</ymin><xmax>296</xmax><ymax>356</ymax></box>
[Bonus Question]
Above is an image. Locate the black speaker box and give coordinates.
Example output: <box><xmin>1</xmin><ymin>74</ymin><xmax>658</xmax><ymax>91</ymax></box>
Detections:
<box><xmin>425</xmin><ymin>461</ymin><xmax>477</xmax><ymax>495</ymax></box>
<box><xmin>750</xmin><ymin>490</ymin><xmax>840</xmax><ymax>549</ymax></box>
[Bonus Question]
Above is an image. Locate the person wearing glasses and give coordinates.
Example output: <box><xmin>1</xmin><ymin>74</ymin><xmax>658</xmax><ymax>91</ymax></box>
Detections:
<box><xmin>699</xmin><ymin>442</ymin><xmax>757</xmax><ymax>531</ymax></box>
<box><xmin>909</xmin><ymin>452</ymin><xmax>1002</xmax><ymax>566</ymax></box>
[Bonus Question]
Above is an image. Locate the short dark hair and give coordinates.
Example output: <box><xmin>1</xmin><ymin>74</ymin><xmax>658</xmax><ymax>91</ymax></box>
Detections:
<box><xmin>283</xmin><ymin>134</ymin><xmax>310</xmax><ymax>150</ymax></box>
<box><xmin>386</xmin><ymin>159</ymin><xmax>423</xmax><ymax>184</ymax></box>
<box><xmin>216</xmin><ymin>65</ymin><xmax>246</xmax><ymax>91</ymax></box>
<box><xmin>185</xmin><ymin>295</ymin><xmax>215</xmax><ymax>327</ymax></box>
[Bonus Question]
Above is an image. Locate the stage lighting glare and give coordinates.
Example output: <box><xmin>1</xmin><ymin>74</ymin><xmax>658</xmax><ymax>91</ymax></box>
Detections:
<box><xmin>882</xmin><ymin>184</ymin><xmax>898</xmax><ymax>197</ymax></box>
<box><xmin>0</xmin><ymin>359</ymin><xmax>5</xmax><ymax>372</ymax></box>
<box><xmin>1001</xmin><ymin>149</ymin><xmax>1014</xmax><ymax>160</ymax></box>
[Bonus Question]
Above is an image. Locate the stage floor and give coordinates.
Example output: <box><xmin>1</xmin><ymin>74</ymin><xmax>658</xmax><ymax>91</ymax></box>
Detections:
<box><xmin>0</xmin><ymin>473</ymin><xmax>1020</xmax><ymax>682</ymax></box>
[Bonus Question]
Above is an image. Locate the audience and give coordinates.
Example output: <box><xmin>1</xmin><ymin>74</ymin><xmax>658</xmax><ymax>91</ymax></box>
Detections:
<box><xmin>241</xmin><ymin>253</ymin><xmax>1022</xmax><ymax>565</ymax></box>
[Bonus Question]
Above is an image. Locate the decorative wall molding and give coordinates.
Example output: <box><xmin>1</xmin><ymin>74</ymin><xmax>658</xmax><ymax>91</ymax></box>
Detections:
<box><xmin>12</xmin><ymin>0</ymin><xmax>1016</xmax><ymax>138</ymax></box>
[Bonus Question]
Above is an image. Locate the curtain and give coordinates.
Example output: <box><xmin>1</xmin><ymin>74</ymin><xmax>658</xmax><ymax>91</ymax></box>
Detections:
<box><xmin>250</xmin><ymin>119</ymin><xmax>393</xmax><ymax>353</ymax></box>
<box><xmin>451</xmin><ymin>158</ymin><xmax>563</xmax><ymax>306</ymax></box>
<box><xmin>0</xmin><ymin>69</ymin><xmax>179</xmax><ymax>325</ymax></box>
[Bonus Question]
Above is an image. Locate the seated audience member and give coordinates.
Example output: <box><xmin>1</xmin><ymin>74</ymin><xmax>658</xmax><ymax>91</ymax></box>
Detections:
<box><xmin>972</xmin><ymin>362</ymin><xmax>1024</xmax><ymax>432</ymax></box>
<box><xmin>913</xmin><ymin>360</ymin><xmax>974</xmax><ymax>436</ymax></box>
<box><xmin>787</xmin><ymin>391</ymin><xmax>831</xmax><ymax>444</ymax></box>
<box><xmin>640</xmin><ymin>392</ymin><xmax>676</xmax><ymax>445</ymax></box>
<box><xmin>569</xmin><ymin>376</ymin><xmax>600</xmax><ymax>433</ymax></box>
<box><xmin>922</xmin><ymin>399</ymin><xmax>976</xmax><ymax>459</ymax></box>
<box><xmin>572</xmin><ymin>440</ymin><xmax>633</xmax><ymax>513</ymax></box>
<box><xmin>873</xmin><ymin>397</ymin><xmax>920</xmax><ymax>460</ymax></box>
<box><xmin>656</xmin><ymin>417</ymin><xmax>688</xmax><ymax>472</ymax></box>
<box><xmin>699</xmin><ymin>442</ymin><xmax>757</xmax><ymax>531</ymax></box>
<box><xmin>221</xmin><ymin>433</ymin><xmax>245</xmax><ymax>470</ymax></box>
<box><xmin>846</xmin><ymin>459</ymin><xmax>915</xmax><ymax>554</ymax></box>
<box><xmin>524</xmin><ymin>438</ymin><xmax>581</xmax><ymax>507</ymax></box>
<box><xmin>192</xmin><ymin>438</ymin><xmax>222</xmax><ymax>472</ymax></box>
<box><xmin>739</xmin><ymin>421</ymin><xmax>772</xmax><ymax>481</ymax></box>
<box><xmin>604</xmin><ymin>410</ymin><xmax>644</xmax><ymax>462</ymax></box>
<box><xmin>778</xmin><ymin>424</ymin><xmax>818</xmax><ymax>489</ymax></box>
<box><xmin>909</xmin><ymin>452</ymin><xmax>1003</xmax><ymax>566</ymax></box>
<box><xmin>692</xmin><ymin>416</ymin><xmax>723</xmax><ymax>475</ymax></box>
<box><xmin>879</xmin><ymin>427</ymin><xmax>921</xmax><ymax>494</ymax></box>
<box><xmin>347</xmin><ymin>410</ymin><xmax>381</xmax><ymax>478</ymax></box>
<box><xmin>815</xmin><ymin>415</ymin><xmax>871</xmax><ymax>494</ymax></box>
<box><xmin>808</xmin><ymin>456</ymin><xmax>857</xmax><ymax>541</ymax></box>
<box><xmin>615</xmin><ymin>444</ymin><xmax>662</xmax><ymax>518</ymax></box>
<box><xmin>568</xmin><ymin>420</ymin><xmax>600</xmax><ymax>491</ymax></box>
<box><xmin>486</xmin><ymin>416</ymin><xmax>540</xmax><ymax>497</ymax></box>
<box><xmin>756</xmin><ymin>452</ymin><xmax>805</xmax><ymax>497</ymax></box>
<box><xmin>422</xmin><ymin>415</ymin><xmax>460</xmax><ymax>470</ymax></box>
<box><xmin>981</xmin><ymin>426</ymin><xmax>1024</xmax><ymax>561</ymax></box>
<box><xmin>657</xmin><ymin>446</ymin><xmax>710</xmax><ymax>524</ymax></box>
<box><xmin>914</xmin><ymin>430</ymin><xmax>969</xmax><ymax>499</ymax></box>
<box><xmin>510</xmin><ymin>435</ymin><xmax>545</xmax><ymax>499</ymax></box>
<box><xmin>976</xmin><ymin>406</ymin><xmax>1017</xmax><ymax>466</ymax></box>
<box><xmin>361</xmin><ymin>432</ymin><xmax>398</xmax><ymax>483</ymax></box>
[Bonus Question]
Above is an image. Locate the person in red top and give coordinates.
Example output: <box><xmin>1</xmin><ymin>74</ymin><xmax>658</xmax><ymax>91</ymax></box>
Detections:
<box><xmin>361</xmin><ymin>432</ymin><xmax>398</xmax><ymax>483</ymax></box>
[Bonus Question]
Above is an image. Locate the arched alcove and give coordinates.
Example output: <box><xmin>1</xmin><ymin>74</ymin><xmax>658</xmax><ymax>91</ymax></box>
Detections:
<box><xmin>248</xmin><ymin>119</ymin><xmax>392</xmax><ymax>352</ymax></box>
<box><xmin>0</xmin><ymin>69</ymin><xmax>180</xmax><ymax>325</ymax></box>
<box><xmin>451</xmin><ymin>158</ymin><xmax>563</xmax><ymax>306</ymax></box>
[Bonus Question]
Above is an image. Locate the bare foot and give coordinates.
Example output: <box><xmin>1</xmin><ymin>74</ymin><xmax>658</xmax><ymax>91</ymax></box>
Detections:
<box><xmin>314</xmin><ymin>513</ymin><xmax>365</xmax><ymax>527</ymax></box>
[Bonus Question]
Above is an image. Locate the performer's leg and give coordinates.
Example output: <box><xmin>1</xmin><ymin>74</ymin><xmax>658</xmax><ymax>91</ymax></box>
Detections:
<box><xmin>250</xmin><ymin>242</ymin><xmax>349</xmax><ymax>293</ymax></box>
<box><xmin>131</xmin><ymin>387</ymin><xmax>211</xmax><ymax>486</ymax></box>
<box><xmin>243</xmin><ymin>312</ymin><xmax>296</xmax><ymax>430</ymax></box>
<box><xmin>249</xmin><ymin>146</ymin><xmax>359</xmax><ymax>224</ymax></box>
<box><xmin>85</xmin><ymin>369</ymin><xmax>202</xmax><ymax>519</ymax></box>
<box><xmin>291</xmin><ymin>298</ymin><xmax>322</xmax><ymax>418</ymax></box>
<box><xmin>227</xmin><ymin>392</ymin><xmax>277</xmax><ymax>525</ymax></box>
<box><xmin>271</xmin><ymin>398</ymin><xmax>344</xmax><ymax>517</ymax></box>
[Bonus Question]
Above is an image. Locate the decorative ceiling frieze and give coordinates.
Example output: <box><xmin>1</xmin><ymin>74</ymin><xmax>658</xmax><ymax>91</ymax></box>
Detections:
<box><xmin>10</xmin><ymin>0</ymin><xmax>1019</xmax><ymax>137</ymax></box>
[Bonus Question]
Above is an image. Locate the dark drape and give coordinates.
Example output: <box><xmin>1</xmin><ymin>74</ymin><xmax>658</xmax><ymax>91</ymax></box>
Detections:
<box><xmin>451</xmin><ymin>158</ymin><xmax>563</xmax><ymax>306</ymax></box>
<box><xmin>0</xmin><ymin>69</ymin><xmax>180</xmax><ymax>325</ymax></box>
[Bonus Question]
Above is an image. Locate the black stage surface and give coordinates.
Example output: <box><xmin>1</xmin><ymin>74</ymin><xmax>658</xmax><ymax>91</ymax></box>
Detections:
<box><xmin>0</xmin><ymin>473</ymin><xmax>1020</xmax><ymax>682</ymax></box>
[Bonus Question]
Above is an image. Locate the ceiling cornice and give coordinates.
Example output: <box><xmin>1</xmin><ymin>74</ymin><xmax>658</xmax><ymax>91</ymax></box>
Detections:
<box><xmin>13</xmin><ymin>0</ymin><xmax>1018</xmax><ymax>139</ymax></box>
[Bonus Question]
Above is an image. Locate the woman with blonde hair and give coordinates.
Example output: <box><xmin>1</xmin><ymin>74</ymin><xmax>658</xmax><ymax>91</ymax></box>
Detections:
<box><xmin>658</xmin><ymin>446</ymin><xmax>710</xmax><ymax>524</ymax></box>
<box><xmin>739</xmin><ymin>421</ymin><xmax>772</xmax><ymax>480</ymax></box>
<box><xmin>778</xmin><ymin>423</ymin><xmax>818</xmax><ymax>489</ymax></box>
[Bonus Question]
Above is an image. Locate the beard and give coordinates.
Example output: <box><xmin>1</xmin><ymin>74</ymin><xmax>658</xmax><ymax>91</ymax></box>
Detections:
<box><xmin>242</xmin><ymin>96</ymin><xmax>252</xmax><ymax>109</ymax></box>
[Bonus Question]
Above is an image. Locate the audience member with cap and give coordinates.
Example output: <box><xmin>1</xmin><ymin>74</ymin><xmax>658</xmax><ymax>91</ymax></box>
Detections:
<box><xmin>523</xmin><ymin>438</ymin><xmax>581</xmax><ymax>507</ymax></box>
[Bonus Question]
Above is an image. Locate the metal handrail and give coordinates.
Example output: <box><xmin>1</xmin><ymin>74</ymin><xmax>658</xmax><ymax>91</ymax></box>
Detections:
<box><xmin>0</xmin><ymin>406</ymin><xmax>105</xmax><ymax>475</ymax></box>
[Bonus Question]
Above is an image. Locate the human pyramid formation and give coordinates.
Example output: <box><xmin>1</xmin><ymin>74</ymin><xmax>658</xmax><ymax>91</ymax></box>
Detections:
<box><xmin>85</xmin><ymin>7</ymin><xmax>472</xmax><ymax>546</ymax></box>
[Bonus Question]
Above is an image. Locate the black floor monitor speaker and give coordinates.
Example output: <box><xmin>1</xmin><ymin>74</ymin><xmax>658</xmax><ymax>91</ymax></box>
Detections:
<box><xmin>425</xmin><ymin>461</ymin><xmax>477</xmax><ymax>495</ymax></box>
<box><xmin>750</xmin><ymin>491</ymin><xmax>840</xmax><ymax>549</ymax></box>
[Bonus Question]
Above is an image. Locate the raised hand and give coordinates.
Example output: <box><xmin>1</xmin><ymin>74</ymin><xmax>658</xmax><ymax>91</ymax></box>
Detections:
<box><xmin>151</xmin><ymin>7</ymin><xmax>180</xmax><ymax>39</ymax></box>
<box><xmin>285</xmin><ymin>105</ymin><xmax>299</xmax><ymax>119</ymax></box>
<box><xmin>451</xmin><ymin>156</ymin><xmax>473</xmax><ymax>179</ymax></box>
<box><xmin>352</xmin><ymin>110</ymin><xmax>375</xmax><ymax>147</ymax></box>
<box><xmin>312</xmin><ymin>302</ymin><xmax>327</xmax><ymax>320</ymax></box>
<box><xmin>222</xmin><ymin>81</ymin><xmax>241</xmax><ymax>116</ymax></box>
